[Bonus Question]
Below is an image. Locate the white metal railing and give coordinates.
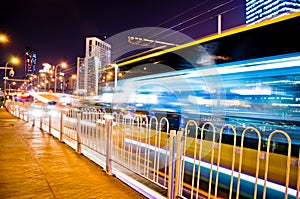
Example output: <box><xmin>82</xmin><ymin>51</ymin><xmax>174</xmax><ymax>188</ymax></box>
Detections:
<box><xmin>7</xmin><ymin>102</ymin><xmax>300</xmax><ymax>199</ymax></box>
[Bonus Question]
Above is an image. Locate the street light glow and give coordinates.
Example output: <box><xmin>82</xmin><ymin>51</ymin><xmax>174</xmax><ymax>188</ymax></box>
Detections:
<box><xmin>0</xmin><ymin>34</ymin><xmax>8</xmax><ymax>44</ymax></box>
<box><xmin>42</xmin><ymin>63</ymin><xmax>52</xmax><ymax>72</ymax></box>
<box><xmin>10</xmin><ymin>57</ymin><xmax>20</xmax><ymax>65</ymax></box>
<box><xmin>41</xmin><ymin>62</ymin><xmax>67</xmax><ymax>93</ymax></box>
<box><xmin>54</xmin><ymin>62</ymin><xmax>67</xmax><ymax>94</ymax></box>
<box><xmin>61</xmin><ymin>62</ymin><xmax>67</xmax><ymax>68</ymax></box>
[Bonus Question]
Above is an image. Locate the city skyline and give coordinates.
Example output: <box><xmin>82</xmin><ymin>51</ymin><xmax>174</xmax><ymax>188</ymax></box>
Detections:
<box><xmin>0</xmin><ymin>0</ymin><xmax>245</xmax><ymax>82</ymax></box>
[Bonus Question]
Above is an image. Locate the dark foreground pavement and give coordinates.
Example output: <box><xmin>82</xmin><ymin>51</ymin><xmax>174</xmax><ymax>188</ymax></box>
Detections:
<box><xmin>0</xmin><ymin>107</ymin><xmax>146</xmax><ymax>199</ymax></box>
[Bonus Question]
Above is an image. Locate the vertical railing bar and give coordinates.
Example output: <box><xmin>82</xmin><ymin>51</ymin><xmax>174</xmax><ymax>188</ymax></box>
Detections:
<box><xmin>178</xmin><ymin>128</ymin><xmax>188</xmax><ymax>197</ymax></box>
<box><xmin>88</xmin><ymin>111</ymin><xmax>91</xmax><ymax>147</ymax></box>
<box><xmin>195</xmin><ymin>122</ymin><xmax>202</xmax><ymax>199</ymax></box>
<box><xmin>156</xmin><ymin>118</ymin><xmax>165</xmax><ymax>183</ymax></box>
<box><xmin>115</xmin><ymin>113</ymin><xmax>120</xmax><ymax>163</ymax></box>
<box><xmin>160</xmin><ymin>117</ymin><xmax>169</xmax><ymax>187</ymax></box>
<box><xmin>40</xmin><ymin>112</ymin><xmax>43</xmax><ymax>130</ymax></box>
<box><xmin>227</xmin><ymin>124</ymin><xmax>237</xmax><ymax>199</ymax></box>
<box><xmin>143</xmin><ymin>116</ymin><xmax>149</xmax><ymax>175</ymax></box>
<box><xmin>152</xmin><ymin>118</ymin><xmax>159</xmax><ymax>182</ymax></box>
<box><xmin>174</xmin><ymin>130</ymin><xmax>183</xmax><ymax>198</ymax></box>
<box><xmin>48</xmin><ymin>113</ymin><xmax>52</xmax><ymax>134</ymax></box>
<box><xmin>135</xmin><ymin>116</ymin><xmax>140</xmax><ymax>172</ymax></box>
<box><xmin>237</xmin><ymin>127</ymin><xmax>261</xmax><ymax>199</ymax></box>
<box><xmin>167</xmin><ymin>130</ymin><xmax>176</xmax><ymax>199</ymax></box>
<box><xmin>214</xmin><ymin>126</ymin><xmax>223</xmax><ymax>198</ymax></box>
<box><xmin>105</xmin><ymin>115</ymin><xmax>114</xmax><ymax>175</ymax></box>
<box><xmin>76</xmin><ymin>112</ymin><xmax>81</xmax><ymax>154</ymax></box>
<box><xmin>147</xmin><ymin>117</ymin><xmax>157</xmax><ymax>179</ymax></box>
<box><xmin>129</xmin><ymin>117</ymin><xmax>134</xmax><ymax>169</ymax></box>
<box><xmin>206</xmin><ymin>122</ymin><xmax>217</xmax><ymax>198</ymax></box>
<box><xmin>60</xmin><ymin>111</ymin><xmax>64</xmax><ymax>142</ymax></box>
<box><xmin>263</xmin><ymin>130</ymin><xmax>291</xmax><ymax>199</ymax></box>
<box><xmin>184</xmin><ymin>120</ymin><xmax>198</xmax><ymax>199</ymax></box>
<box><xmin>32</xmin><ymin>106</ymin><xmax>35</xmax><ymax>127</ymax></box>
<box><xmin>122</xmin><ymin>117</ymin><xmax>127</xmax><ymax>166</ymax></box>
<box><xmin>95</xmin><ymin>112</ymin><xmax>100</xmax><ymax>152</ymax></box>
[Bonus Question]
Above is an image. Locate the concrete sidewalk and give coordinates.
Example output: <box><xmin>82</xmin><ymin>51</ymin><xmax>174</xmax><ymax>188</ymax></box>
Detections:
<box><xmin>0</xmin><ymin>107</ymin><xmax>146</xmax><ymax>199</ymax></box>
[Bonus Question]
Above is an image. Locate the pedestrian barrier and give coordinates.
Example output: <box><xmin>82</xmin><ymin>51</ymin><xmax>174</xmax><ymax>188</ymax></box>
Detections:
<box><xmin>6</xmin><ymin>102</ymin><xmax>300</xmax><ymax>199</ymax></box>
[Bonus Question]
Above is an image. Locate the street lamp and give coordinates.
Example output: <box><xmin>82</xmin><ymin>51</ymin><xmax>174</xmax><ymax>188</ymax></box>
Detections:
<box><xmin>0</xmin><ymin>34</ymin><xmax>8</xmax><ymax>44</ymax></box>
<box><xmin>8</xmin><ymin>82</ymin><xmax>16</xmax><ymax>94</ymax></box>
<box><xmin>3</xmin><ymin>57</ymin><xmax>19</xmax><ymax>95</ymax></box>
<box><xmin>58</xmin><ymin>76</ymin><xmax>65</xmax><ymax>93</ymax></box>
<box><xmin>43</xmin><ymin>62</ymin><xmax>67</xmax><ymax>94</ymax></box>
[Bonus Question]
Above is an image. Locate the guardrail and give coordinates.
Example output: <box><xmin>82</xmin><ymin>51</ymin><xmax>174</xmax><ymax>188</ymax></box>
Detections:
<box><xmin>6</xmin><ymin>102</ymin><xmax>300</xmax><ymax>199</ymax></box>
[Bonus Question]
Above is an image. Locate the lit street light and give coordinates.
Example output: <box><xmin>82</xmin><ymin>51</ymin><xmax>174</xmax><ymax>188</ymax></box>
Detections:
<box><xmin>8</xmin><ymin>82</ymin><xmax>16</xmax><ymax>94</ymax></box>
<box><xmin>2</xmin><ymin>57</ymin><xmax>19</xmax><ymax>95</ymax></box>
<box><xmin>58</xmin><ymin>76</ymin><xmax>65</xmax><ymax>93</ymax></box>
<box><xmin>43</xmin><ymin>62</ymin><xmax>67</xmax><ymax>94</ymax></box>
<box><xmin>0</xmin><ymin>34</ymin><xmax>8</xmax><ymax>44</ymax></box>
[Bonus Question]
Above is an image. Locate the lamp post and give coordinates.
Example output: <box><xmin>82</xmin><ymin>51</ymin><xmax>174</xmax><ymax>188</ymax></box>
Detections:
<box><xmin>8</xmin><ymin>82</ymin><xmax>16</xmax><ymax>94</ymax></box>
<box><xmin>58</xmin><ymin>76</ymin><xmax>65</xmax><ymax>93</ymax></box>
<box><xmin>3</xmin><ymin>57</ymin><xmax>19</xmax><ymax>95</ymax></box>
<box><xmin>43</xmin><ymin>62</ymin><xmax>67</xmax><ymax>94</ymax></box>
<box><xmin>54</xmin><ymin>63</ymin><xmax>67</xmax><ymax>94</ymax></box>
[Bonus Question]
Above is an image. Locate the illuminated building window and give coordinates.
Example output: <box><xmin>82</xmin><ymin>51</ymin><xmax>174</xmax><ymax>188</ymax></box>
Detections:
<box><xmin>246</xmin><ymin>0</ymin><xmax>300</xmax><ymax>24</ymax></box>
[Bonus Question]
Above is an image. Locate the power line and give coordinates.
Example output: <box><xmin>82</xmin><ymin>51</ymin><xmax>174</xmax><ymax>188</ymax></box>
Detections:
<box><xmin>158</xmin><ymin>4</ymin><xmax>243</xmax><ymax>41</ymax></box>
<box><xmin>111</xmin><ymin>0</ymin><xmax>213</xmax><ymax>60</ymax></box>
<box><xmin>113</xmin><ymin>0</ymin><xmax>242</xmax><ymax>62</ymax></box>
<box><xmin>140</xmin><ymin>0</ymin><xmax>210</xmax><ymax>37</ymax></box>
<box><xmin>147</xmin><ymin>0</ymin><xmax>235</xmax><ymax>40</ymax></box>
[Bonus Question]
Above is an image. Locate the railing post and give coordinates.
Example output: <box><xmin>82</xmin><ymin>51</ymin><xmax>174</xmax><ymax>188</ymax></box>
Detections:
<box><xmin>22</xmin><ymin>107</ymin><xmax>25</xmax><ymax>120</ymax></box>
<box><xmin>48</xmin><ymin>113</ymin><xmax>52</xmax><ymax>134</ymax></box>
<box><xmin>168</xmin><ymin>130</ymin><xmax>176</xmax><ymax>199</ymax></box>
<box><xmin>25</xmin><ymin>107</ymin><xmax>29</xmax><ymax>122</ymax></box>
<box><xmin>40</xmin><ymin>115</ymin><xmax>43</xmax><ymax>130</ymax></box>
<box><xmin>20</xmin><ymin>106</ymin><xmax>23</xmax><ymax>120</ymax></box>
<box><xmin>104</xmin><ymin>115</ymin><xmax>114</xmax><ymax>175</ymax></box>
<box><xmin>174</xmin><ymin>131</ymin><xmax>183</xmax><ymax>198</ymax></box>
<box><xmin>59</xmin><ymin>111</ymin><xmax>64</xmax><ymax>142</ymax></box>
<box><xmin>76</xmin><ymin>112</ymin><xmax>81</xmax><ymax>154</ymax></box>
<box><xmin>32</xmin><ymin>116</ymin><xmax>35</xmax><ymax>127</ymax></box>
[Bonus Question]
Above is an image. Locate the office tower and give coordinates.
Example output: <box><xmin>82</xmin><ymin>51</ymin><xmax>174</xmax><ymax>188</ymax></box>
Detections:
<box><xmin>76</xmin><ymin>37</ymin><xmax>111</xmax><ymax>96</ymax></box>
<box><xmin>246</xmin><ymin>0</ymin><xmax>300</xmax><ymax>24</ymax></box>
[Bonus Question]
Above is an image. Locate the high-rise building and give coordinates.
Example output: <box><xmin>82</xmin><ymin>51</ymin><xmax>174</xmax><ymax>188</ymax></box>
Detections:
<box><xmin>76</xmin><ymin>57</ymin><xmax>85</xmax><ymax>94</ymax></box>
<box><xmin>25</xmin><ymin>47</ymin><xmax>37</xmax><ymax>76</ymax></box>
<box><xmin>246</xmin><ymin>0</ymin><xmax>300</xmax><ymax>24</ymax></box>
<box><xmin>76</xmin><ymin>37</ymin><xmax>111</xmax><ymax>96</ymax></box>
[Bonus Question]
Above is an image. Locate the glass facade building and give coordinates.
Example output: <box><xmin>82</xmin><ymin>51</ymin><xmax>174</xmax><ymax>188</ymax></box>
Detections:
<box><xmin>246</xmin><ymin>0</ymin><xmax>300</xmax><ymax>24</ymax></box>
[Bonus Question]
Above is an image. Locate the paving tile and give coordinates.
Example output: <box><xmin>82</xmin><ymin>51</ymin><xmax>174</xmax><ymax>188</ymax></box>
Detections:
<box><xmin>0</xmin><ymin>108</ymin><xmax>146</xmax><ymax>199</ymax></box>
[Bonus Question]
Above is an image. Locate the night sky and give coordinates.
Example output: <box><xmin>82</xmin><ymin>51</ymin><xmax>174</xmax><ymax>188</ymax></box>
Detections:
<box><xmin>0</xmin><ymin>0</ymin><xmax>245</xmax><ymax>82</ymax></box>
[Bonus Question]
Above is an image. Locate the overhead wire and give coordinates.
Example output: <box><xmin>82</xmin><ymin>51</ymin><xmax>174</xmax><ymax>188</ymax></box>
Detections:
<box><xmin>113</xmin><ymin>0</ymin><xmax>242</xmax><ymax>63</ymax></box>
<box><xmin>146</xmin><ymin>0</ymin><xmax>235</xmax><ymax>40</ymax></box>
<box><xmin>158</xmin><ymin>4</ymin><xmax>243</xmax><ymax>41</ymax></box>
<box><xmin>142</xmin><ymin>0</ymin><xmax>211</xmax><ymax>34</ymax></box>
<box><xmin>111</xmin><ymin>0</ymin><xmax>211</xmax><ymax>60</ymax></box>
